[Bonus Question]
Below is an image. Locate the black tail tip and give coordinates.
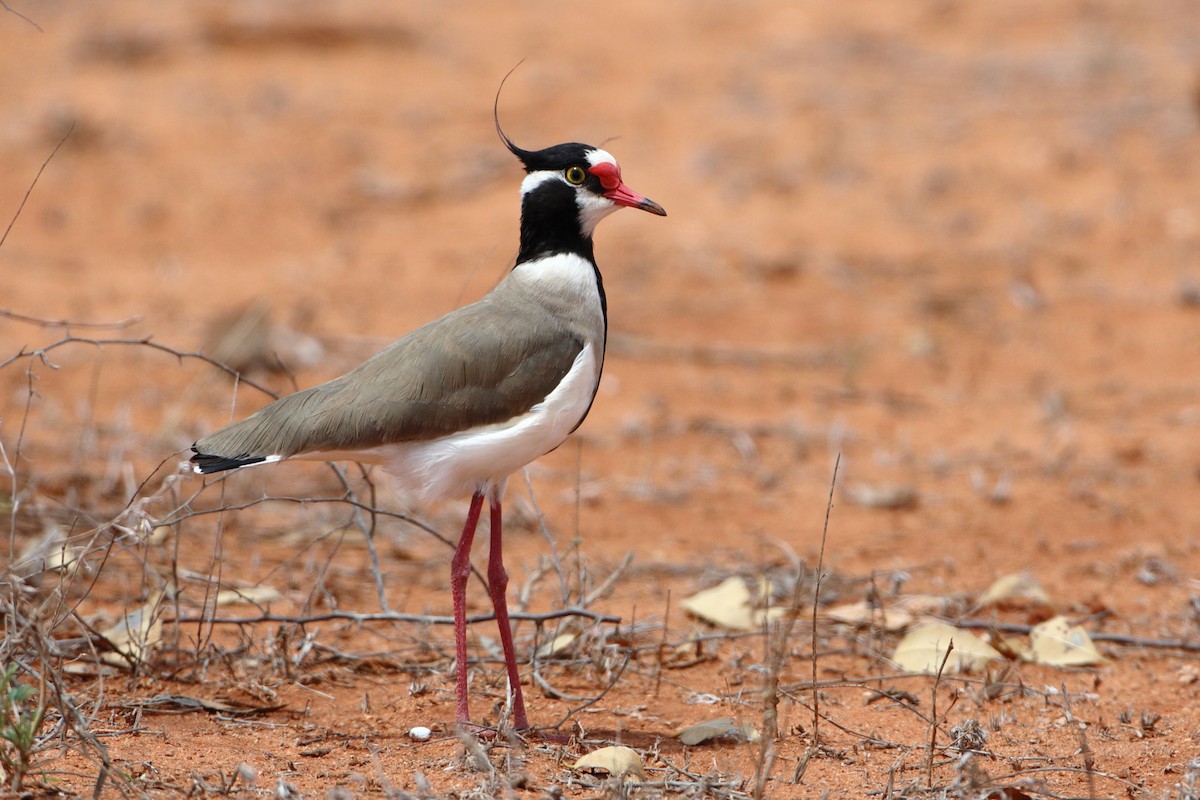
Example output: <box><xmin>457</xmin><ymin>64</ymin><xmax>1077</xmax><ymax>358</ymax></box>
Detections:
<box><xmin>190</xmin><ymin>448</ymin><xmax>267</xmax><ymax>475</ymax></box>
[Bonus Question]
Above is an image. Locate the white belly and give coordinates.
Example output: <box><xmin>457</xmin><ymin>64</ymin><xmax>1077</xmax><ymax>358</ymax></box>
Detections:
<box><xmin>338</xmin><ymin>343</ymin><xmax>600</xmax><ymax>505</ymax></box>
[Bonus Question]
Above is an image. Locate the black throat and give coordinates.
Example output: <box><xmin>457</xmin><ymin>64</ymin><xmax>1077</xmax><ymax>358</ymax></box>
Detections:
<box><xmin>515</xmin><ymin>180</ymin><xmax>596</xmax><ymax>266</ymax></box>
<box><xmin>513</xmin><ymin>176</ymin><xmax>608</xmax><ymax>434</ymax></box>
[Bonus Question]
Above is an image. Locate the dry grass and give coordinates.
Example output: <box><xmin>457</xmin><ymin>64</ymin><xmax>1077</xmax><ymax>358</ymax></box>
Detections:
<box><xmin>4</xmin><ymin>257</ymin><xmax>1195</xmax><ymax>795</ymax></box>
<box><xmin>3</xmin><ymin>325</ymin><xmax>1189</xmax><ymax>798</ymax></box>
<box><xmin>5</xmin><ymin>21</ymin><xmax>1200</xmax><ymax>794</ymax></box>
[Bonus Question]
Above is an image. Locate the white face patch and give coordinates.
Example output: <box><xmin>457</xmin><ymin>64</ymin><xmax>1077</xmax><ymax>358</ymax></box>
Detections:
<box><xmin>585</xmin><ymin>148</ymin><xmax>618</xmax><ymax>169</ymax></box>
<box><xmin>575</xmin><ymin>192</ymin><xmax>620</xmax><ymax>237</ymax></box>
<box><xmin>520</xmin><ymin>170</ymin><xmax>562</xmax><ymax>197</ymax></box>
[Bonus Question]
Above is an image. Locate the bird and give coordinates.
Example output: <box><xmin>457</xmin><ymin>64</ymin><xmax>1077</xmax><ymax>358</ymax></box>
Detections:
<box><xmin>189</xmin><ymin>108</ymin><xmax>665</xmax><ymax>731</ymax></box>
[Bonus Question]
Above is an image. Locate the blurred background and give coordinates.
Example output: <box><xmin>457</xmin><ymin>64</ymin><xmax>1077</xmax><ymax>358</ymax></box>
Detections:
<box><xmin>4</xmin><ymin>1</ymin><xmax>1200</xmax><ymax>792</ymax></box>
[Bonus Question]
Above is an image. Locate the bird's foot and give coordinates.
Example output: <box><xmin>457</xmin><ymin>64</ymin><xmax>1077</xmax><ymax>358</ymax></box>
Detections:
<box><xmin>453</xmin><ymin>721</ymin><xmax>533</xmax><ymax>745</ymax></box>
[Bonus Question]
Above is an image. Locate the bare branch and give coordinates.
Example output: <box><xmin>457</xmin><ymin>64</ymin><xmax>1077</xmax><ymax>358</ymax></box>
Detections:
<box><xmin>0</xmin><ymin>1</ymin><xmax>42</xmax><ymax>32</ymax></box>
<box><xmin>1</xmin><ymin>335</ymin><xmax>279</xmax><ymax>399</ymax></box>
<box><xmin>1</xmin><ymin>309</ymin><xmax>143</xmax><ymax>330</ymax></box>
<box><xmin>164</xmin><ymin>606</ymin><xmax>620</xmax><ymax>627</ymax></box>
<box><xmin>1</xmin><ymin>123</ymin><xmax>68</xmax><ymax>251</ymax></box>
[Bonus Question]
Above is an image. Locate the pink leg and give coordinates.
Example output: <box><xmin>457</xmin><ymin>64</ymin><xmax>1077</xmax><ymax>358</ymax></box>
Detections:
<box><xmin>488</xmin><ymin>491</ymin><xmax>530</xmax><ymax>730</ymax></box>
<box><xmin>451</xmin><ymin>491</ymin><xmax>486</xmax><ymax>725</ymax></box>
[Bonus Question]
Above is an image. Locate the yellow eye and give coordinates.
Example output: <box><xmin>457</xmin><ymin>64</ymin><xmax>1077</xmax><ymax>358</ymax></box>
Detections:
<box><xmin>565</xmin><ymin>165</ymin><xmax>587</xmax><ymax>185</ymax></box>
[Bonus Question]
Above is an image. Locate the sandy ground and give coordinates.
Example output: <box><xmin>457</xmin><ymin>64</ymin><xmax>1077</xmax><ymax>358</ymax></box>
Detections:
<box><xmin>4</xmin><ymin>1</ymin><xmax>1200</xmax><ymax>797</ymax></box>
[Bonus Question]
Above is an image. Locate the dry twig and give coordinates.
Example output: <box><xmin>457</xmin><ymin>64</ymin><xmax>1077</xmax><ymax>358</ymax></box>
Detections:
<box><xmin>754</xmin><ymin>453</ymin><xmax>839</xmax><ymax>798</ymax></box>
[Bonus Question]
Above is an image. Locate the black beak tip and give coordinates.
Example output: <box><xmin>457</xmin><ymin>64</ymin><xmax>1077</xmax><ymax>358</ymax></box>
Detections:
<box><xmin>640</xmin><ymin>198</ymin><xmax>667</xmax><ymax>217</ymax></box>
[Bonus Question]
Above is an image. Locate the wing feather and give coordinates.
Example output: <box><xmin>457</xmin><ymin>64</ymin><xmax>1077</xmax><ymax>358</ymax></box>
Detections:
<box><xmin>193</xmin><ymin>294</ymin><xmax>585</xmax><ymax>469</ymax></box>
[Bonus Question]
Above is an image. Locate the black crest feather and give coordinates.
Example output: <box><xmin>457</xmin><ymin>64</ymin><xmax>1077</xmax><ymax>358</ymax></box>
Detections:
<box><xmin>493</xmin><ymin>63</ymin><xmax>598</xmax><ymax>173</ymax></box>
<box><xmin>494</xmin><ymin>62</ymin><xmax>536</xmax><ymax>169</ymax></box>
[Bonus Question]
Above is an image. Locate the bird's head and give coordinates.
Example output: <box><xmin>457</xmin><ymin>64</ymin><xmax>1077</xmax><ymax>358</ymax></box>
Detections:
<box><xmin>493</xmin><ymin>71</ymin><xmax>665</xmax><ymax>245</ymax></box>
<box><xmin>501</xmin><ymin>139</ymin><xmax>666</xmax><ymax>238</ymax></box>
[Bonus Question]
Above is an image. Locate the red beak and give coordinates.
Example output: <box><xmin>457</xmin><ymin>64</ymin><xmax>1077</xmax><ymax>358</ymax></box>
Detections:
<box><xmin>604</xmin><ymin>182</ymin><xmax>667</xmax><ymax>216</ymax></box>
<box><xmin>589</xmin><ymin>161</ymin><xmax>667</xmax><ymax>216</ymax></box>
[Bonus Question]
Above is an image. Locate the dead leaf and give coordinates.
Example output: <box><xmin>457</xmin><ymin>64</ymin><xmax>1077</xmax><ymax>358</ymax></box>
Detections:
<box><xmin>825</xmin><ymin>594</ymin><xmax>948</xmax><ymax>631</ymax></box>
<box><xmin>573</xmin><ymin>745</ymin><xmax>647</xmax><ymax>780</ymax></box>
<box><xmin>124</xmin><ymin>694</ymin><xmax>283</xmax><ymax>716</ymax></box>
<box><xmin>892</xmin><ymin>622</ymin><xmax>1001</xmax><ymax>674</ymax></box>
<box><xmin>990</xmin><ymin>634</ymin><xmax>1031</xmax><ymax>662</ymax></box>
<box><xmin>657</xmin><ymin>630</ymin><xmax>713</xmax><ymax>669</ymax></box>
<box><xmin>844</xmin><ymin>482</ymin><xmax>918</xmax><ymax>509</ymax></box>
<box><xmin>823</xmin><ymin>601</ymin><xmax>914</xmax><ymax>632</ymax></box>
<box><xmin>893</xmin><ymin>594</ymin><xmax>952</xmax><ymax>615</ymax></box>
<box><xmin>536</xmin><ymin>632</ymin><xmax>577</xmax><ymax>658</ymax></box>
<box><xmin>146</xmin><ymin>525</ymin><xmax>172</xmax><ymax>546</ymax></box>
<box><xmin>14</xmin><ymin>524</ymin><xmax>81</xmax><ymax>579</ymax></box>
<box><xmin>1028</xmin><ymin>616</ymin><xmax>1108</xmax><ymax>666</ymax></box>
<box><xmin>41</xmin><ymin>540</ymin><xmax>82</xmax><ymax>576</ymax></box>
<box><xmin>978</xmin><ymin>573</ymin><xmax>1051</xmax><ymax>607</ymax></box>
<box><xmin>678</xmin><ymin>716</ymin><xmax>761</xmax><ymax>745</ymax></box>
<box><xmin>681</xmin><ymin>576</ymin><xmax>785</xmax><ymax>631</ymax></box>
<box><xmin>99</xmin><ymin>591</ymin><xmax>165</xmax><ymax>666</ymax></box>
<box><xmin>203</xmin><ymin>300</ymin><xmax>321</xmax><ymax>375</ymax></box>
<box><xmin>215</xmin><ymin>585</ymin><xmax>282</xmax><ymax>607</ymax></box>
<box><xmin>61</xmin><ymin>660</ymin><xmax>120</xmax><ymax>678</ymax></box>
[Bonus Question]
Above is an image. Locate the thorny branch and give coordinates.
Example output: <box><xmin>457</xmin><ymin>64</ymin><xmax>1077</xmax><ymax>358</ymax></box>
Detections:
<box><xmin>0</xmin><ymin>335</ymin><xmax>279</xmax><ymax>400</ymax></box>
<box><xmin>1</xmin><ymin>309</ymin><xmax>143</xmax><ymax>331</ymax></box>
<box><xmin>165</xmin><ymin>607</ymin><xmax>620</xmax><ymax>627</ymax></box>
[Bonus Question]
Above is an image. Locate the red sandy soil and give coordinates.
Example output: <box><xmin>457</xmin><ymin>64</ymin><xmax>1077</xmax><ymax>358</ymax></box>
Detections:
<box><xmin>3</xmin><ymin>2</ymin><xmax>1200</xmax><ymax>797</ymax></box>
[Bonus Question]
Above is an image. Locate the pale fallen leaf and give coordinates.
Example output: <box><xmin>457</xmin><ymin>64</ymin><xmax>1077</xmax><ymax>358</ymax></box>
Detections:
<box><xmin>823</xmin><ymin>601</ymin><xmax>914</xmax><ymax>632</ymax></box>
<box><xmin>536</xmin><ymin>632</ymin><xmax>577</xmax><ymax>658</ymax></box>
<box><xmin>204</xmin><ymin>300</ymin><xmax>322</xmax><ymax>375</ymax></box>
<box><xmin>681</xmin><ymin>576</ymin><xmax>785</xmax><ymax>631</ymax></box>
<box><xmin>215</xmin><ymin>585</ymin><xmax>282</xmax><ymax>607</ymax></box>
<box><xmin>15</xmin><ymin>524</ymin><xmax>81</xmax><ymax>579</ymax></box>
<box><xmin>991</xmin><ymin>635</ymin><xmax>1032</xmax><ymax>662</ymax></box>
<box><xmin>99</xmin><ymin>591</ymin><xmax>165</xmax><ymax>666</ymax></box>
<box><xmin>573</xmin><ymin>746</ymin><xmax>647</xmax><ymax>780</ymax></box>
<box><xmin>978</xmin><ymin>573</ymin><xmax>1051</xmax><ymax>607</ymax></box>
<box><xmin>894</xmin><ymin>595</ymin><xmax>953</xmax><ymax>615</ymax></box>
<box><xmin>61</xmin><ymin>661</ymin><xmax>120</xmax><ymax>678</ymax></box>
<box><xmin>684</xmin><ymin>692</ymin><xmax>722</xmax><ymax>705</ymax></box>
<box><xmin>892</xmin><ymin>622</ymin><xmax>1001</xmax><ymax>674</ymax></box>
<box><xmin>844</xmin><ymin>482</ymin><xmax>918</xmax><ymax>509</ymax></box>
<box><xmin>41</xmin><ymin>540</ymin><xmax>82</xmax><ymax>576</ymax></box>
<box><xmin>1028</xmin><ymin>616</ymin><xmax>1108</xmax><ymax>666</ymax></box>
<box><xmin>146</xmin><ymin>525</ymin><xmax>172</xmax><ymax>546</ymax></box>
<box><xmin>658</xmin><ymin>630</ymin><xmax>713</xmax><ymax>669</ymax></box>
<box><xmin>823</xmin><ymin>595</ymin><xmax>948</xmax><ymax>632</ymax></box>
<box><xmin>678</xmin><ymin>716</ymin><xmax>761</xmax><ymax>745</ymax></box>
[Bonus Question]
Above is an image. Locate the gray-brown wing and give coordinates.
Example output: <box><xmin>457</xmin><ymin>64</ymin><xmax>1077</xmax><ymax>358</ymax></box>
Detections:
<box><xmin>193</xmin><ymin>299</ymin><xmax>585</xmax><ymax>468</ymax></box>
